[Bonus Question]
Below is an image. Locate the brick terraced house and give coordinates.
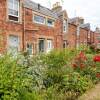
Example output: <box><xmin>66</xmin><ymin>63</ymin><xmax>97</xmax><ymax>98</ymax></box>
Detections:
<box><xmin>0</xmin><ymin>0</ymin><xmax>99</xmax><ymax>55</ymax></box>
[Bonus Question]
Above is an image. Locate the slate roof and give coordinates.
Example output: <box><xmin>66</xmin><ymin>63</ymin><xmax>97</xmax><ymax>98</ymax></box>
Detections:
<box><xmin>80</xmin><ymin>23</ymin><xmax>90</xmax><ymax>30</ymax></box>
<box><xmin>24</xmin><ymin>0</ymin><xmax>58</xmax><ymax>19</ymax></box>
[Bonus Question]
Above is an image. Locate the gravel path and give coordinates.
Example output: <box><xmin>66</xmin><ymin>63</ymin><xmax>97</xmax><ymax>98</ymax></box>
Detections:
<box><xmin>78</xmin><ymin>83</ymin><xmax>100</xmax><ymax>100</ymax></box>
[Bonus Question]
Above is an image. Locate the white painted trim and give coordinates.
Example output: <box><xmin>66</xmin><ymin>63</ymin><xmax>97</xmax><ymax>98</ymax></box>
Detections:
<box><xmin>26</xmin><ymin>42</ymin><xmax>33</xmax><ymax>55</ymax></box>
<box><xmin>33</xmin><ymin>14</ymin><xmax>46</xmax><ymax>25</ymax></box>
<box><xmin>7</xmin><ymin>0</ymin><xmax>20</xmax><ymax>22</ymax></box>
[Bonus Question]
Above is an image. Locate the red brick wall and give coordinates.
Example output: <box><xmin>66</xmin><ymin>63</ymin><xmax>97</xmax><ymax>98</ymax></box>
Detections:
<box><xmin>0</xmin><ymin>0</ymin><xmax>23</xmax><ymax>53</ymax></box>
<box><xmin>94</xmin><ymin>32</ymin><xmax>100</xmax><ymax>48</ymax></box>
<box><xmin>67</xmin><ymin>23</ymin><xmax>77</xmax><ymax>48</ymax></box>
<box><xmin>0</xmin><ymin>0</ymin><xmax>97</xmax><ymax>54</ymax></box>
<box><xmin>90</xmin><ymin>31</ymin><xmax>95</xmax><ymax>44</ymax></box>
<box><xmin>24</xmin><ymin>8</ymin><xmax>62</xmax><ymax>52</ymax></box>
<box><xmin>79</xmin><ymin>28</ymin><xmax>88</xmax><ymax>46</ymax></box>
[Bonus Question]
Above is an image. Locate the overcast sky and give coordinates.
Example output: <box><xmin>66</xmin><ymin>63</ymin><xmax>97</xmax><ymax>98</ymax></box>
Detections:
<box><xmin>31</xmin><ymin>0</ymin><xmax>100</xmax><ymax>30</ymax></box>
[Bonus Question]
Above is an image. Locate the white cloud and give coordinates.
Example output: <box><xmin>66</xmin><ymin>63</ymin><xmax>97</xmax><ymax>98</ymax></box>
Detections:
<box><xmin>31</xmin><ymin>0</ymin><xmax>100</xmax><ymax>30</ymax></box>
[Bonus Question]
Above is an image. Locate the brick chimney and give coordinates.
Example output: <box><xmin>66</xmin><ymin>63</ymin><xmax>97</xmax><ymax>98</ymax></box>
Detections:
<box><xmin>52</xmin><ymin>2</ymin><xmax>62</xmax><ymax>13</ymax></box>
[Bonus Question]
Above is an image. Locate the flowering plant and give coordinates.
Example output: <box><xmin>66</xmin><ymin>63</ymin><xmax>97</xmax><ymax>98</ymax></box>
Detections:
<box><xmin>96</xmin><ymin>72</ymin><xmax>100</xmax><ymax>78</ymax></box>
<box><xmin>93</xmin><ymin>55</ymin><xmax>100</xmax><ymax>62</ymax></box>
<box><xmin>72</xmin><ymin>51</ymin><xmax>87</xmax><ymax>70</ymax></box>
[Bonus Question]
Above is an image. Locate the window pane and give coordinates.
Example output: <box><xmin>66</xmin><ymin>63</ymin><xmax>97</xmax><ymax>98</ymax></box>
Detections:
<box><xmin>8</xmin><ymin>0</ymin><xmax>13</xmax><ymax>9</ymax></box>
<box><xmin>34</xmin><ymin>15</ymin><xmax>45</xmax><ymax>24</ymax></box>
<box><xmin>8</xmin><ymin>0</ymin><xmax>13</xmax><ymax>15</ymax></box>
<box><xmin>8</xmin><ymin>0</ymin><xmax>19</xmax><ymax>17</ymax></box>
<box><xmin>63</xmin><ymin>20</ymin><xmax>67</xmax><ymax>32</ymax></box>
<box><xmin>47</xmin><ymin>40</ymin><xmax>53</xmax><ymax>52</ymax></box>
<box><xmin>39</xmin><ymin>39</ymin><xmax>45</xmax><ymax>52</ymax></box>
<box><xmin>27</xmin><ymin>44</ymin><xmax>33</xmax><ymax>55</ymax></box>
<box><xmin>14</xmin><ymin>0</ymin><xmax>19</xmax><ymax>16</ymax></box>
<box><xmin>47</xmin><ymin>19</ymin><xmax>54</xmax><ymax>26</ymax></box>
<box><xmin>9</xmin><ymin>35</ymin><xmax>19</xmax><ymax>47</ymax></box>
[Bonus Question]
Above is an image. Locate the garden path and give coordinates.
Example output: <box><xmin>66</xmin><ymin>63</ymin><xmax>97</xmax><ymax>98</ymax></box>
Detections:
<box><xmin>78</xmin><ymin>82</ymin><xmax>100</xmax><ymax>100</ymax></box>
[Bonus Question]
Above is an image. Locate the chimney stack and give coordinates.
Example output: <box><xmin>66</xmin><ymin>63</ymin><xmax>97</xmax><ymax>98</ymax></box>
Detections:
<box><xmin>52</xmin><ymin>2</ymin><xmax>62</xmax><ymax>13</ymax></box>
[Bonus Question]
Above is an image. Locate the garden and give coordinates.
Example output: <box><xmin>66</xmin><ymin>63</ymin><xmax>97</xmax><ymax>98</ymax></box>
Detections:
<box><xmin>0</xmin><ymin>46</ymin><xmax>100</xmax><ymax>100</ymax></box>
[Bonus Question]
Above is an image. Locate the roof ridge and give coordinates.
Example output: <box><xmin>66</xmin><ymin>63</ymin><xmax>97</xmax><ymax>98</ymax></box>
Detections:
<box><xmin>24</xmin><ymin>0</ymin><xmax>58</xmax><ymax>18</ymax></box>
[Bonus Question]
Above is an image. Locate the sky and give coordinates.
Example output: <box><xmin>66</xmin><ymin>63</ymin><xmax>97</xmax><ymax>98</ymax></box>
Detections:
<box><xmin>31</xmin><ymin>0</ymin><xmax>100</xmax><ymax>30</ymax></box>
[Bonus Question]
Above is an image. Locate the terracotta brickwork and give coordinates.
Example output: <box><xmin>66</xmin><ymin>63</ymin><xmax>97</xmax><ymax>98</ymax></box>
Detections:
<box><xmin>79</xmin><ymin>28</ymin><xmax>88</xmax><ymax>46</ymax></box>
<box><xmin>66</xmin><ymin>23</ymin><xmax>77</xmax><ymax>48</ymax></box>
<box><xmin>0</xmin><ymin>0</ymin><xmax>99</xmax><ymax>54</ymax></box>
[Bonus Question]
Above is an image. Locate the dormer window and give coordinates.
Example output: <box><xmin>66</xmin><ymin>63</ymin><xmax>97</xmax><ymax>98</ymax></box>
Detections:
<box><xmin>63</xmin><ymin>20</ymin><xmax>67</xmax><ymax>33</ymax></box>
<box><xmin>8</xmin><ymin>0</ymin><xmax>20</xmax><ymax>21</ymax></box>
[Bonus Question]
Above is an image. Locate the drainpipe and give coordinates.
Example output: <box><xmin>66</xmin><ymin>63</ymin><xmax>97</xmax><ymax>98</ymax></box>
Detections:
<box><xmin>87</xmin><ymin>29</ymin><xmax>90</xmax><ymax>46</ymax></box>
<box><xmin>76</xmin><ymin>25</ymin><xmax>80</xmax><ymax>48</ymax></box>
<box><xmin>22</xmin><ymin>3</ymin><xmax>25</xmax><ymax>52</ymax></box>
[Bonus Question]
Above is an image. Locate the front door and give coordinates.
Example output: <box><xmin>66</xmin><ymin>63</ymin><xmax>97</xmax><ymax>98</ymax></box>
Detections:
<box><xmin>8</xmin><ymin>35</ymin><xmax>19</xmax><ymax>54</ymax></box>
<box><xmin>39</xmin><ymin>39</ymin><xmax>45</xmax><ymax>52</ymax></box>
<box><xmin>47</xmin><ymin>40</ymin><xmax>53</xmax><ymax>52</ymax></box>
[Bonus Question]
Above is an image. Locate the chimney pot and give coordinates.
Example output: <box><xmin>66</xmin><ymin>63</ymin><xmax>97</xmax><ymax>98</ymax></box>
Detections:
<box><xmin>52</xmin><ymin>2</ymin><xmax>62</xmax><ymax>13</ymax></box>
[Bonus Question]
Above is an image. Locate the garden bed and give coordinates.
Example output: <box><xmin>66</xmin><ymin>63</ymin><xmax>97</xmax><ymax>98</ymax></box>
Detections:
<box><xmin>0</xmin><ymin>47</ymin><xmax>100</xmax><ymax>100</ymax></box>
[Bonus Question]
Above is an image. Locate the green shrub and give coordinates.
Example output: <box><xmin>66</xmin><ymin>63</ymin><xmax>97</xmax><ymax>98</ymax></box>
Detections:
<box><xmin>62</xmin><ymin>72</ymin><xmax>93</xmax><ymax>95</ymax></box>
<box><xmin>0</xmin><ymin>54</ymin><xmax>44</xmax><ymax>100</ymax></box>
<box><xmin>0</xmin><ymin>48</ymin><xmax>99</xmax><ymax>100</ymax></box>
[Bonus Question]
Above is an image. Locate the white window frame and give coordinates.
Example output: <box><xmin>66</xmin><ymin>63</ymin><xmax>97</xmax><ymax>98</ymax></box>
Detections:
<box><xmin>47</xmin><ymin>39</ymin><xmax>53</xmax><ymax>52</ymax></box>
<box><xmin>8</xmin><ymin>0</ymin><xmax>20</xmax><ymax>17</ymax></box>
<box><xmin>38</xmin><ymin>39</ymin><xmax>45</xmax><ymax>53</ymax></box>
<box><xmin>63</xmin><ymin>19</ymin><xmax>67</xmax><ymax>33</ymax></box>
<box><xmin>47</xmin><ymin>19</ymin><xmax>54</xmax><ymax>27</ymax></box>
<box><xmin>77</xmin><ymin>26</ymin><xmax>80</xmax><ymax>36</ymax></box>
<box><xmin>33</xmin><ymin>14</ymin><xmax>45</xmax><ymax>25</ymax></box>
<box><xmin>26</xmin><ymin>43</ymin><xmax>33</xmax><ymax>55</ymax></box>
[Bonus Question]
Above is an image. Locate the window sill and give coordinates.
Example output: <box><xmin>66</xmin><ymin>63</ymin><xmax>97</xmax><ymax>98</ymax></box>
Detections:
<box><xmin>34</xmin><ymin>21</ymin><xmax>45</xmax><ymax>25</ymax></box>
<box><xmin>6</xmin><ymin>20</ymin><xmax>22</xmax><ymax>25</ymax></box>
<box><xmin>47</xmin><ymin>25</ymin><xmax>54</xmax><ymax>28</ymax></box>
<box><xmin>63</xmin><ymin>31</ymin><xmax>67</xmax><ymax>33</ymax></box>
